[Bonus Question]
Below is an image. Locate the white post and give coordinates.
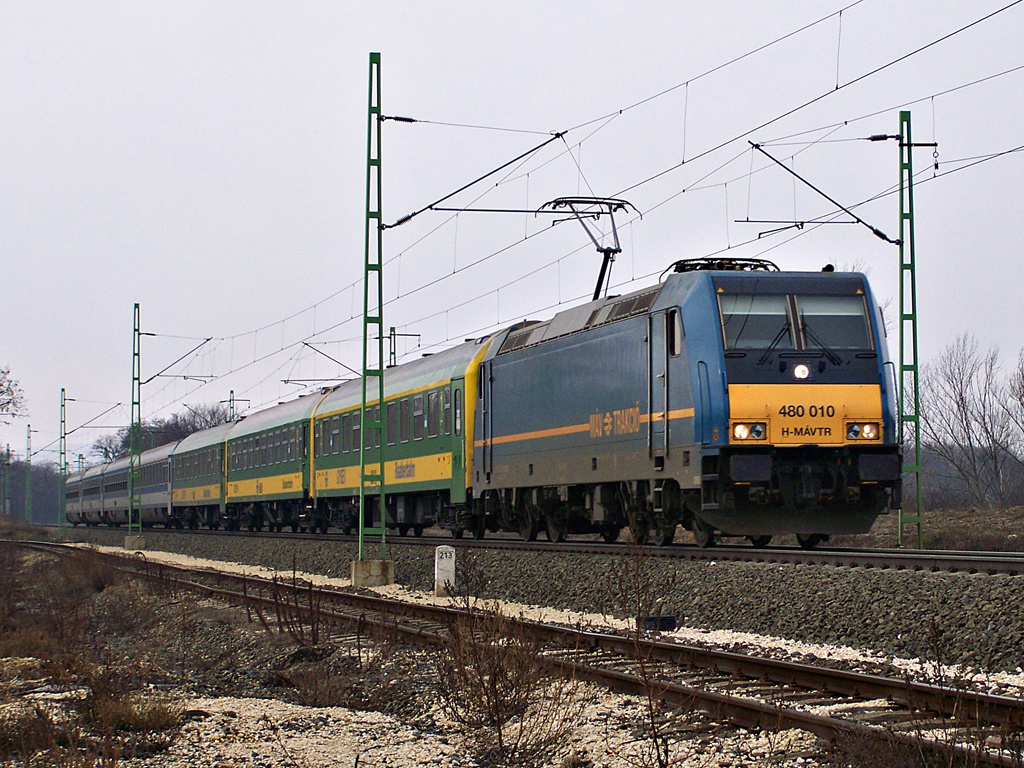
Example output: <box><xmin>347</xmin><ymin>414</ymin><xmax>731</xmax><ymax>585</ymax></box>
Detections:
<box><xmin>434</xmin><ymin>545</ymin><xmax>455</xmax><ymax>597</ymax></box>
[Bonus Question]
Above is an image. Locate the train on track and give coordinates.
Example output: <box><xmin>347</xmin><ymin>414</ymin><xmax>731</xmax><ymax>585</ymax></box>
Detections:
<box><xmin>66</xmin><ymin>258</ymin><xmax>902</xmax><ymax>548</ymax></box>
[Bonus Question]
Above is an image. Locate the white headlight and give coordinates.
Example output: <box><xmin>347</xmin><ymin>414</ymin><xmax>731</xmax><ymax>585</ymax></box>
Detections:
<box><xmin>794</xmin><ymin>364</ymin><xmax>810</xmax><ymax>380</ymax></box>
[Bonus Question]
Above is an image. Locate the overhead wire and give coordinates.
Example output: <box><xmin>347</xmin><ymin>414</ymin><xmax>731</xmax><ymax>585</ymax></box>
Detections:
<box><xmin>123</xmin><ymin>2</ymin><xmax>1024</xmax><ymax>419</ymax></box>
<box><xmin>613</xmin><ymin>0</ymin><xmax>1024</xmax><ymax>198</ymax></box>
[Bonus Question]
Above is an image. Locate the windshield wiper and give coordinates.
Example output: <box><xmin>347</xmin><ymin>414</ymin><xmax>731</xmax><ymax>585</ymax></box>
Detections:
<box><xmin>801</xmin><ymin>320</ymin><xmax>843</xmax><ymax>365</ymax></box>
<box><xmin>756</xmin><ymin>322</ymin><xmax>791</xmax><ymax>365</ymax></box>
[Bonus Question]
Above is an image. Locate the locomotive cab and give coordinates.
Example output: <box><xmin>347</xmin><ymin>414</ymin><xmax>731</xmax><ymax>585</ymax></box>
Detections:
<box><xmin>683</xmin><ymin>267</ymin><xmax>902</xmax><ymax>545</ymax></box>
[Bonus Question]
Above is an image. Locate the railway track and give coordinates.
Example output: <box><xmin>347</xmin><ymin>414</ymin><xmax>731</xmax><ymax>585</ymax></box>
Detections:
<box><xmin>58</xmin><ymin>523</ymin><xmax>1024</xmax><ymax>575</ymax></box>
<box><xmin>13</xmin><ymin>540</ymin><xmax>1024</xmax><ymax>766</ymax></box>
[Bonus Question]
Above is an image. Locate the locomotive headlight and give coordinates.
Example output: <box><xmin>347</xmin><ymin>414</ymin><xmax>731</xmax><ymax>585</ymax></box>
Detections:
<box><xmin>793</xmin><ymin>364</ymin><xmax>810</xmax><ymax>380</ymax></box>
<box><xmin>733</xmin><ymin>422</ymin><xmax>766</xmax><ymax>440</ymax></box>
<box><xmin>847</xmin><ymin>422</ymin><xmax>880</xmax><ymax>440</ymax></box>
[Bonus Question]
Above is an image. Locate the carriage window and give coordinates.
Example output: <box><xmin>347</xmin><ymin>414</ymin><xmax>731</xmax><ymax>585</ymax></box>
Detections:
<box><xmin>400</xmin><ymin>398</ymin><xmax>411</xmax><ymax>443</ymax></box>
<box><xmin>332</xmin><ymin>416</ymin><xmax>341</xmax><ymax>455</ymax></box>
<box><xmin>427</xmin><ymin>391</ymin><xmax>439</xmax><ymax>438</ymax></box>
<box><xmin>352</xmin><ymin>412</ymin><xmax>361</xmax><ymax>452</ymax></box>
<box><xmin>387</xmin><ymin>402</ymin><xmax>397</xmax><ymax>445</ymax></box>
<box><xmin>454</xmin><ymin>388</ymin><xmax>463</xmax><ymax>436</ymax></box>
<box><xmin>368</xmin><ymin>406</ymin><xmax>379</xmax><ymax>449</ymax></box>
<box><xmin>718</xmin><ymin>294</ymin><xmax>794</xmax><ymax>351</ymax></box>
<box><xmin>341</xmin><ymin>414</ymin><xmax>351</xmax><ymax>453</ymax></box>
<box><xmin>314</xmin><ymin>422</ymin><xmax>322</xmax><ymax>458</ymax></box>
<box><xmin>443</xmin><ymin>388</ymin><xmax>451</xmax><ymax>435</ymax></box>
<box><xmin>795</xmin><ymin>294</ymin><xmax>873</xmax><ymax>350</ymax></box>
<box><xmin>413</xmin><ymin>395</ymin><xmax>424</xmax><ymax>441</ymax></box>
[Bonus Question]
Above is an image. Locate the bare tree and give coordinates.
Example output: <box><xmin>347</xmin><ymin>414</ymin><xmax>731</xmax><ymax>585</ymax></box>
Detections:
<box><xmin>920</xmin><ymin>336</ymin><xmax>1020</xmax><ymax>510</ymax></box>
<box><xmin>91</xmin><ymin>403</ymin><xmax>231</xmax><ymax>460</ymax></box>
<box><xmin>0</xmin><ymin>367</ymin><xmax>26</xmax><ymax>424</ymax></box>
<box><xmin>1007</xmin><ymin>351</ymin><xmax>1024</xmax><ymax>457</ymax></box>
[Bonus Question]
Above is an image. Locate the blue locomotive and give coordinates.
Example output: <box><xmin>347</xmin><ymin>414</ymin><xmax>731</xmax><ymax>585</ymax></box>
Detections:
<box><xmin>466</xmin><ymin>258</ymin><xmax>901</xmax><ymax>547</ymax></box>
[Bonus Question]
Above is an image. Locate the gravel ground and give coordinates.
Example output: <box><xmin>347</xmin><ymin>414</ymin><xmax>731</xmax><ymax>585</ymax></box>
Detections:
<box><xmin>64</xmin><ymin>527</ymin><xmax>1024</xmax><ymax>675</ymax></box>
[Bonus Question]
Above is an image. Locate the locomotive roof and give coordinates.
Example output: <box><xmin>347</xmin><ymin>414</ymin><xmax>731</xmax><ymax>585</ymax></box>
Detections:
<box><xmin>488</xmin><ymin>268</ymin><xmax>873</xmax><ymax>359</ymax></box>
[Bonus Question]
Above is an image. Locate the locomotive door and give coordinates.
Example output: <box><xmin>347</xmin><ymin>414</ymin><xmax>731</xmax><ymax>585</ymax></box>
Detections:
<box><xmin>696</xmin><ymin>361</ymin><xmax>713</xmax><ymax>444</ymax></box>
<box><xmin>648</xmin><ymin>312</ymin><xmax>669</xmax><ymax>459</ymax></box>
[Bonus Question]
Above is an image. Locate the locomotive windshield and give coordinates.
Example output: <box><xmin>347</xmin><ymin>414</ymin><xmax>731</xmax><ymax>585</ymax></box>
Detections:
<box><xmin>795</xmin><ymin>294</ymin><xmax>873</xmax><ymax>351</ymax></box>
<box><xmin>718</xmin><ymin>292</ymin><xmax>873</xmax><ymax>351</ymax></box>
<box><xmin>719</xmin><ymin>294</ymin><xmax>794</xmax><ymax>350</ymax></box>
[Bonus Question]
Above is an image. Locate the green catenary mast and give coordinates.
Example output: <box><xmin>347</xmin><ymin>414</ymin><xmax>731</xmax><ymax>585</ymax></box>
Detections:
<box><xmin>59</xmin><ymin>388</ymin><xmax>67</xmax><ymax>536</ymax></box>
<box><xmin>128</xmin><ymin>303</ymin><xmax>143</xmax><ymax>538</ymax></box>
<box><xmin>25</xmin><ymin>425</ymin><xmax>32</xmax><ymax>525</ymax></box>
<box><xmin>357</xmin><ymin>52</ymin><xmax>388</xmax><ymax>563</ymax></box>
<box><xmin>1</xmin><ymin>445</ymin><xmax>9</xmax><ymax>518</ymax></box>
<box><xmin>897</xmin><ymin>111</ymin><xmax>925</xmax><ymax>548</ymax></box>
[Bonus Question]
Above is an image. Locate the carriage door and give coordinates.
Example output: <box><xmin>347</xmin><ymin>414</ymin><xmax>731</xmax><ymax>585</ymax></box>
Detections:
<box><xmin>648</xmin><ymin>312</ymin><xmax>669</xmax><ymax>462</ymax></box>
<box><xmin>480</xmin><ymin>361</ymin><xmax>494</xmax><ymax>482</ymax></box>
<box><xmin>449</xmin><ymin>381</ymin><xmax>466</xmax><ymax>503</ymax></box>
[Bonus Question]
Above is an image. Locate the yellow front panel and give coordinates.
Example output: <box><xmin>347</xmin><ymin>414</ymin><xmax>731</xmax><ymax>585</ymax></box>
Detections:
<box><xmin>728</xmin><ymin>384</ymin><xmax>883</xmax><ymax>446</ymax></box>
<box><xmin>172</xmin><ymin>483</ymin><xmax>221</xmax><ymax>503</ymax></box>
<box><xmin>315</xmin><ymin>452</ymin><xmax>453</xmax><ymax>493</ymax></box>
<box><xmin>226</xmin><ymin>472</ymin><xmax>303</xmax><ymax>500</ymax></box>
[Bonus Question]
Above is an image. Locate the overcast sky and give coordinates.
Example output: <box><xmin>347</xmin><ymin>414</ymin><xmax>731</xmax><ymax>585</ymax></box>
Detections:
<box><xmin>3</xmin><ymin>0</ymin><xmax>1023</xmax><ymax>465</ymax></box>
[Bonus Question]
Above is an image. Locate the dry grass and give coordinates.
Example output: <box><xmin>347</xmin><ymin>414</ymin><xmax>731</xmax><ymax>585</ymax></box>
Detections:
<box><xmin>0</xmin><ymin>544</ymin><xmax>184</xmax><ymax>766</ymax></box>
<box><xmin>832</xmin><ymin>505</ymin><xmax>1024</xmax><ymax>551</ymax></box>
<box><xmin>435</xmin><ymin>554</ymin><xmax>585</xmax><ymax>768</ymax></box>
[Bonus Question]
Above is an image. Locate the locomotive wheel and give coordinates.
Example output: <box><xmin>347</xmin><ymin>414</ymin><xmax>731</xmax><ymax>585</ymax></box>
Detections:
<box><xmin>413</xmin><ymin>525</ymin><xmax>424</xmax><ymax>537</ymax></box>
<box><xmin>691</xmin><ymin>521</ymin><xmax>717</xmax><ymax>548</ymax></box>
<box><xmin>797</xmin><ymin>533</ymin><xmax>826</xmax><ymax>550</ymax></box>
<box><xmin>545</xmin><ymin>517</ymin><xmax>567</xmax><ymax>543</ymax></box>
<box><xmin>748</xmin><ymin>535</ymin><xmax>772</xmax><ymax>547</ymax></box>
<box><xmin>397</xmin><ymin>524</ymin><xmax>410</xmax><ymax>537</ymax></box>
<box><xmin>600</xmin><ymin>525</ymin><xmax>620</xmax><ymax>543</ymax></box>
<box><xmin>291</xmin><ymin>523</ymin><xmax>299</xmax><ymax>532</ymax></box>
<box><xmin>452</xmin><ymin>528</ymin><xmax>464</xmax><ymax>540</ymax></box>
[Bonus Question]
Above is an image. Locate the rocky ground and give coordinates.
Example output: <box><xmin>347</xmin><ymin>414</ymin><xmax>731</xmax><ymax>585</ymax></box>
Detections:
<box><xmin>4</xmin><ymin>509</ymin><xmax>1024</xmax><ymax>767</ymax></box>
<box><xmin>0</xmin><ymin>542</ymin><xmax>835</xmax><ymax>768</ymax></box>
<box><xmin>58</xmin><ymin>522</ymin><xmax>1024</xmax><ymax>675</ymax></box>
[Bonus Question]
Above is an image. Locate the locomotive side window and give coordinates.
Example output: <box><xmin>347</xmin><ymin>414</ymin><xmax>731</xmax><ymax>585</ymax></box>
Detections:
<box><xmin>794</xmin><ymin>294</ymin><xmax>873</xmax><ymax>350</ymax></box>
<box><xmin>719</xmin><ymin>294</ymin><xmax>794</xmax><ymax>350</ymax></box>
<box><xmin>667</xmin><ymin>309</ymin><xmax>683</xmax><ymax>356</ymax></box>
<box><xmin>413</xmin><ymin>395</ymin><xmax>425</xmax><ymax>441</ymax></box>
